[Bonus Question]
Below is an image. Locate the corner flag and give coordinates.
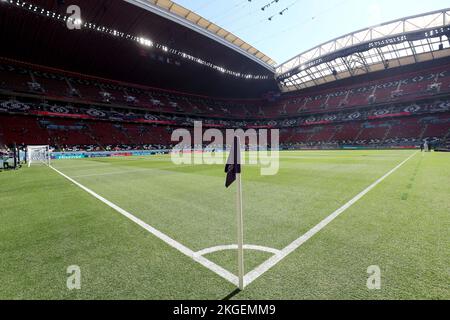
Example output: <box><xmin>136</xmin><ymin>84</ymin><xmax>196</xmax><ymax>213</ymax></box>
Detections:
<box><xmin>225</xmin><ymin>136</ymin><xmax>241</xmax><ymax>188</ymax></box>
<box><xmin>225</xmin><ymin>136</ymin><xmax>245</xmax><ymax>290</ymax></box>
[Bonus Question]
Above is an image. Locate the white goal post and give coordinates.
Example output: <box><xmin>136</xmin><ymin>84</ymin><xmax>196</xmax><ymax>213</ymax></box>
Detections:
<box><xmin>27</xmin><ymin>145</ymin><xmax>51</xmax><ymax>167</ymax></box>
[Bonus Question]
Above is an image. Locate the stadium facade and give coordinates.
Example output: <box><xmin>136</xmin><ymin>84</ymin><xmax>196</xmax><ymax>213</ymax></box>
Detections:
<box><xmin>1</xmin><ymin>0</ymin><xmax>450</xmax><ymax>153</ymax></box>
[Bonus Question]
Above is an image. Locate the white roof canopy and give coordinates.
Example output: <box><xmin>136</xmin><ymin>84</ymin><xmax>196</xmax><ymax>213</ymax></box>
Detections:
<box><xmin>277</xmin><ymin>8</ymin><xmax>450</xmax><ymax>92</ymax></box>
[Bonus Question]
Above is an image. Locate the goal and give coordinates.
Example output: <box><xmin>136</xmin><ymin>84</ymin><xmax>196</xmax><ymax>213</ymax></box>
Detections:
<box><xmin>27</xmin><ymin>145</ymin><xmax>51</xmax><ymax>167</ymax></box>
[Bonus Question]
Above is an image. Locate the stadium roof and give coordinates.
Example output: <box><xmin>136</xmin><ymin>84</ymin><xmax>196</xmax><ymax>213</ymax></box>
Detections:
<box><xmin>0</xmin><ymin>0</ymin><xmax>278</xmax><ymax>98</ymax></box>
<box><xmin>276</xmin><ymin>8</ymin><xmax>450</xmax><ymax>92</ymax></box>
<box><xmin>127</xmin><ymin>0</ymin><xmax>277</xmax><ymax>69</ymax></box>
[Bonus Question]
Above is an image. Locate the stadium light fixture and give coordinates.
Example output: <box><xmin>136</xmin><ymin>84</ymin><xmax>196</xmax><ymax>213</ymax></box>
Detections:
<box><xmin>138</xmin><ymin>37</ymin><xmax>153</xmax><ymax>47</ymax></box>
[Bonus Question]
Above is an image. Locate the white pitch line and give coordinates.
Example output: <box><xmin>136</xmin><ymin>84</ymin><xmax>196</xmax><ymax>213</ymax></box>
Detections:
<box><xmin>244</xmin><ymin>151</ymin><xmax>418</xmax><ymax>287</ymax></box>
<box><xmin>49</xmin><ymin>165</ymin><xmax>238</xmax><ymax>286</ymax></box>
<box><xmin>49</xmin><ymin>151</ymin><xmax>417</xmax><ymax>289</ymax></box>
<box><xmin>196</xmin><ymin>245</ymin><xmax>281</xmax><ymax>257</ymax></box>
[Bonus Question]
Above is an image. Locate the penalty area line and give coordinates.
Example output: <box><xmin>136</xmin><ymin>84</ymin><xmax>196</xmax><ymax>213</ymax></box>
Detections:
<box><xmin>49</xmin><ymin>165</ymin><xmax>239</xmax><ymax>286</ymax></box>
<box><xmin>244</xmin><ymin>151</ymin><xmax>419</xmax><ymax>287</ymax></box>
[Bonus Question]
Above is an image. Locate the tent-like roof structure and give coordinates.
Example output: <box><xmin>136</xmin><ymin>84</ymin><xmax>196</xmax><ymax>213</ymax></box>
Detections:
<box><xmin>276</xmin><ymin>8</ymin><xmax>450</xmax><ymax>92</ymax></box>
<box><xmin>127</xmin><ymin>0</ymin><xmax>277</xmax><ymax>69</ymax></box>
<box><xmin>0</xmin><ymin>0</ymin><xmax>278</xmax><ymax>98</ymax></box>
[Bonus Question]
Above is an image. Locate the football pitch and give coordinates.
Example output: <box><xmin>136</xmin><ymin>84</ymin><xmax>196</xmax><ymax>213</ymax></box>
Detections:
<box><xmin>0</xmin><ymin>150</ymin><xmax>449</xmax><ymax>300</ymax></box>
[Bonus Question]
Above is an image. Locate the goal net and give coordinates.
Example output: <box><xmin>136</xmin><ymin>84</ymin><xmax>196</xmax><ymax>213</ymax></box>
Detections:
<box><xmin>27</xmin><ymin>145</ymin><xmax>51</xmax><ymax>167</ymax></box>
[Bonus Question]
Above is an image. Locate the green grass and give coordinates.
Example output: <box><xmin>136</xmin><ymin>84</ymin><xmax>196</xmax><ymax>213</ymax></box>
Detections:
<box><xmin>0</xmin><ymin>150</ymin><xmax>449</xmax><ymax>299</ymax></box>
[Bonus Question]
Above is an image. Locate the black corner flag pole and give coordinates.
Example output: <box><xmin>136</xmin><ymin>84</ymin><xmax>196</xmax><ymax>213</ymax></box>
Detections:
<box><xmin>225</xmin><ymin>136</ymin><xmax>244</xmax><ymax>290</ymax></box>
